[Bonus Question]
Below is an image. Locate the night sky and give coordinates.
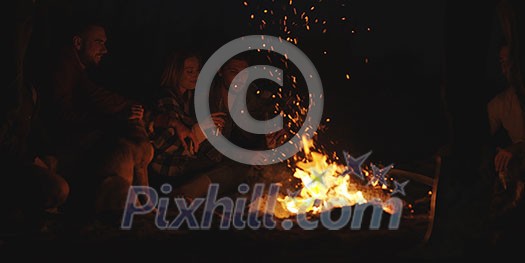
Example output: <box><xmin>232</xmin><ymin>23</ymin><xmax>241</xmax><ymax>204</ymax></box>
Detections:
<box><xmin>27</xmin><ymin>0</ymin><xmax>504</xmax><ymax>166</ymax></box>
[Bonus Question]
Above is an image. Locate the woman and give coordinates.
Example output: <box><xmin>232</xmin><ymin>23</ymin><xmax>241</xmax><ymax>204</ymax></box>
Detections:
<box><xmin>149</xmin><ymin>51</ymin><xmax>262</xmax><ymax>196</ymax></box>
<box><xmin>148</xmin><ymin>50</ymin><xmax>225</xmax><ymax>189</ymax></box>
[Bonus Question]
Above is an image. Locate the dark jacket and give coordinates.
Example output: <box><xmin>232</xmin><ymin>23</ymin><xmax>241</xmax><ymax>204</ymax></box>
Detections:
<box><xmin>37</xmin><ymin>46</ymin><xmax>135</xmax><ymax>155</ymax></box>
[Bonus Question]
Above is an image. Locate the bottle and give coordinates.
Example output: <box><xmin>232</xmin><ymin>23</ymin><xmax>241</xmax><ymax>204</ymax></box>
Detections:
<box><xmin>215</xmin><ymin>97</ymin><xmax>224</xmax><ymax>136</ymax></box>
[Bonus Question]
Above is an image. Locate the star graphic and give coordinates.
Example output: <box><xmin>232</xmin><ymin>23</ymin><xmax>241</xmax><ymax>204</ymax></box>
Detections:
<box><xmin>286</xmin><ymin>188</ymin><xmax>301</xmax><ymax>198</ymax></box>
<box><xmin>341</xmin><ymin>151</ymin><xmax>372</xmax><ymax>181</ymax></box>
<box><xmin>368</xmin><ymin>163</ymin><xmax>393</xmax><ymax>186</ymax></box>
<box><xmin>391</xmin><ymin>180</ymin><xmax>409</xmax><ymax>196</ymax></box>
<box><xmin>308</xmin><ymin>169</ymin><xmax>328</xmax><ymax>188</ymax></box>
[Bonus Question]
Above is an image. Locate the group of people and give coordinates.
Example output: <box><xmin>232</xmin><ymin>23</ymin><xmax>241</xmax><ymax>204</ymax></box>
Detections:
<box><xmin>1</xmin><ymin>19</ymin><xmax>286</xmax><ymax>226</ymax></box>
<box><xmin>3</xmin><ymin>7</ymin><xmax>525</xmax><ymax>242</ymax></box>
<box><xmin>147</xmin><ymin>50</ymin><xmax>272</xmax><ymax>199</ymax></box>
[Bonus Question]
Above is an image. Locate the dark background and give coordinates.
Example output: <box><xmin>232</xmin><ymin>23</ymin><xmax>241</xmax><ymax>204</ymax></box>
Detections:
<box><xmin>24</xmin><ymin>0</ymin><xmax>506</xmax><ymax>167</ymax></box>
<box><xmin>5</xmin><ymin>1</ymin><xmax>525</xmax><ymax>259</ymax></box>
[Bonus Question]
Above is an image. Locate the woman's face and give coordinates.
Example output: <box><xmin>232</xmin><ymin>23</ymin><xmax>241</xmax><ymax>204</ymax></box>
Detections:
<box><xmin>179</xmin><ymin>56</ymin><xmax>200</xmax><ymax>91</ymax></box>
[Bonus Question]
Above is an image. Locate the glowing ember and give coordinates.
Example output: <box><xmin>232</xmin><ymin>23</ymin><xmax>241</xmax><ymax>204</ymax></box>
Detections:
<box><xmin>242</xmin><ymin>0</ymin><xmax>399</xmax><ymax>220</ymax></box>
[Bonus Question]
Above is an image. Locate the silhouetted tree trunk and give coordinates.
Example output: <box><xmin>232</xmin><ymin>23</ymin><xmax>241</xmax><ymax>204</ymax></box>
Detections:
<box><xmin>1</xmin><ymin>0</ymin><xmax>36</xmax><ymax>161</ymax></box>
<box><xmin>428</xmin><ymin>0</ymin><xmax>498</xmax><ymax>258</ymax></box>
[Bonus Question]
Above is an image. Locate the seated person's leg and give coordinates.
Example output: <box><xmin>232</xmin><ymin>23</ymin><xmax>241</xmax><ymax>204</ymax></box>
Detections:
<box><xmin>95</xmin><ymin>175</ymin><xmax>131</xmax><ymax>214</ymax></box>
<box><xmin>0</xmin><ymin>160</ymin><xmax>68</xmax><ymax>234</ymax></box>
<box><xmin>35</xmin><ymin>169</ymin><xmax>69</xmax><ymax>212</ymax></box>
<box><xmin>173</xmin><ymin>160</ymin><xmax>253</xmax><ymax>199</ymax></box>
<box><xmin>149</xmin><ymin>149</ymin><xmax>220</xmax><ymax>192</ymax></box>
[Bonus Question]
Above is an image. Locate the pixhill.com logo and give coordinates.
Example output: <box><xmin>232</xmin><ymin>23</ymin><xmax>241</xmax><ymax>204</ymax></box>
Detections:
<box><xmin>120</xmin><ymin>183</ymin><xmax>404</xmax><ymax>231</ymax></box>
<box><xmin>121</xmin><ymin>151</ymin><xmax>408</xmax><ymax>231</ymax></box>
<box><xmin>121</xmin><ymin>34</ymin><xmax>408</xmax><ymax>231</ymax></box>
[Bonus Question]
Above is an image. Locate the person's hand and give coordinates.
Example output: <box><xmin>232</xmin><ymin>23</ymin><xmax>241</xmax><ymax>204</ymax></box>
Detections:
<box><xmin>34</xmin><ymin>155</ymin><xmax>58</xmax><ymax>175</ymax></box>
<box><xmin>128</xmin><ymin>104</ymin><xmax>144</xmax><ymax>121</ymax></box>
<box><xmin>265</xmin><ymin>129</ymin><xmax>288</xmax><ymax>149</ymax></box>
<box><xmin>199</xmin><ymin>112</ymin><xmax>227</xmax><ymax>131</ymax></box>
<box><xmin>193</xmin><ymin>112</ymin><xmax>227</xmax><ymax>137</ymax></box>
<box><xmin>495</xmin><ymin>147</ymin><xmax>513</xmax><ymax>172</ymax></box>
<box><xmin>251</xmin><ymin>152</ymin><xmax>270</xmax><ymax>170</ymax></box>
<box><xmin>169</xmin><ymin>119</ymin><xmax>198</xmax><ymax>156</ymax></box>
<box><xmin>190</xmin><ymin>112</ymin><xmax>227</xmax><ymax>152</ymax></box>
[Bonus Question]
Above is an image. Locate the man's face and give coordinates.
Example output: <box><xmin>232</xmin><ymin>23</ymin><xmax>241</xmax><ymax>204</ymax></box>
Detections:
<box><xmin>220</xmin><ymin>59</ymin><xmax>249</xmax><ymax>92</ymax></box>
<box><xmin>76</xmin><ymin>26</ymin><xmax>108</xmax><ymax>67</ymax></box>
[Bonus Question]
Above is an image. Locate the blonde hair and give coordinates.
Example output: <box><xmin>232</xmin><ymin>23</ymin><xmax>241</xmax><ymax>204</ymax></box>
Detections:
<box><xmin>160</xmin><ymin>50</ymin><xmax>202</xmax><ymax>89</ymax></box>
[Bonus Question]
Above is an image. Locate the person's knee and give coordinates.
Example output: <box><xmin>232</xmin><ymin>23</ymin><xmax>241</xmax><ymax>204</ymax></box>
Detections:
<box><xmin>44</xmin><ymin>173</ymin><xmax>70</xmax><ymax>209</ymax></box>
<box><xmin>24</xmin><ymin>164</ymin><xmax>70</xmax><ymax>210</ymax></box>
<box><xmin>144</xmin><ymin>142</ymin><xmax>154</xmax><ymax>165</ymax></box>
<box><xmin>173</xmin><ymin>175</ymin><xmax>212</xmax><ymax>199</ymax></box>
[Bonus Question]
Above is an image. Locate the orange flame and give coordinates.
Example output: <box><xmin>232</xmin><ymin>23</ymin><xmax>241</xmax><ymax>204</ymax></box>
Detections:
<box><xmin>272</xmin><ymin>136</ymin><xmax>393</xmax><ymax>218</ymax></box>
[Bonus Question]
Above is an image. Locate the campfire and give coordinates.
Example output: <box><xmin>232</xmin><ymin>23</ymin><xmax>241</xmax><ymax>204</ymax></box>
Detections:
<box><xmin>251</xmin><ymin>135</ymin><xmax>404</xmax><ymax>220</ymax></box>
<box><xmin>237</xmin><ymin>0</ymin><xmax>427</xmax><ymax>227</ymax></box>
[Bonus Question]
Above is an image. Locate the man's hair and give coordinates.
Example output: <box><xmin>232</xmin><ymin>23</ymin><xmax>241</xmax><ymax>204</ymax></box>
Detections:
<box><xmin>69</xmin><ymin>18</ymin><xmax>107</xmax><ymax>38</ymax></box>
<box><xmin>222</xmin><ymin>52</ymin><xmax>252</xmax><ymax>69</ymax></box>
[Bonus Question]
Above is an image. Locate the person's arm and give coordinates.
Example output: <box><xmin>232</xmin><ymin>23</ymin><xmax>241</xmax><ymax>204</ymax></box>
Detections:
<box><xmin>80</xmin><ymin>73</ymin><xmax>134</xmax><ymax>117</ymax></box>
<box><xmin>155</xmin><ymin>95</ymin><xmax>191</xmax><ymax>124</ymax></box>
<box><xmin>495</xmin><ymin>143</ymin><xmax>523</xmax><ymax>173</ymax></box>
<box><xmin>487</xmin><ymin>98</ymin><xmax>502</xmax><ymax>136</ymax></box>
<box><xmin>47</xmin><ymin>48</ymin><xmax>135</xmax><ymax>122</ymax></box>
<box><xmin>488</xmin><ymin>96</ymin><xmax>525</xmax><ymax>171</ymax></box>
<box><xmin>153</xmin><ymin>95</ymin><xmax>197</xmax><ymax>154</ymax></box>
<box><xmin>48</xmin><ymin>58</ymin><xmax>84</xmax><ymax>122</ymax></box>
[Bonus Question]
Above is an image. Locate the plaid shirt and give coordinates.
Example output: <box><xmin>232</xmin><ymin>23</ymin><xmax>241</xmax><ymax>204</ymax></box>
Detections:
<box><xmin>148</xmin><ymin>89</ymin><xmax>196</xmax><ymax>177</ymax></box>
<box><xmin>148</xmin><ymin>83</ymin><xmax>274</xmax><ymax>177</ymax></box>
